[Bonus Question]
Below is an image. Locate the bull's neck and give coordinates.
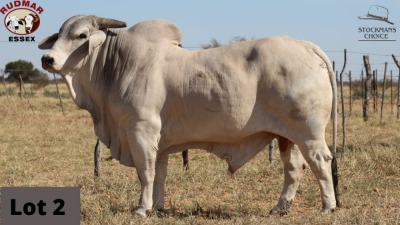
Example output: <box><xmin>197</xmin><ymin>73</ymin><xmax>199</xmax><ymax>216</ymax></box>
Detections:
<box><xmin>63</xmin><ymin>31</ymin><xmax>124</xmax><ymax>113</ymax></box>
<box><xmin>63</xmin><ymin>30</ymin><xmax>160</xmax><ymax>119</ymax></box>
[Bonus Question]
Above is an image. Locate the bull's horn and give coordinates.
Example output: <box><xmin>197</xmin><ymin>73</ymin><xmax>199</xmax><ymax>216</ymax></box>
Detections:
<box><xmin>96</xmin><ymin>17</ymin><xmax>127</xmax><ymax>29</ymax></box>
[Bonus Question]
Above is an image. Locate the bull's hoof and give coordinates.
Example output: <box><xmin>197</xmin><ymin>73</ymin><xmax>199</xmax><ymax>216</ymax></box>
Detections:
<box><xmin>321</xmin><ymin>201</ymin><xmax>337</xmax><ymax>213</ymax></box>
<box><xmin>321</xmin><ymin>207</ymin><xmax>336</xmax><ymax>213</ymax></box>
<box><xmin>134</xmin><ymin>208</ymin><xmax>148</xmax><ymax>217</ymax></box>
<box><xmin>154</xmin><ymin>208</ymin><xmax>167</xmax><ymax>217</ymax></box>
<box><xmin>269</xmin><ymin>200</ymin><xmax>292</xmax><ymax>216</ymax></box>
<box><xmin>153</xmin><ymin>204</ymin><xmax>164</xmax><ymax>212</ymax></box>
<box><xmin>269</xmin><ymin>205</ymin><xmax>290</xmax><ymax>216</ymax></box>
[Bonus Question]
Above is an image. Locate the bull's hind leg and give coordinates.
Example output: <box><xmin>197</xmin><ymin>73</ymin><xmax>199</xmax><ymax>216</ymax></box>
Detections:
<box><xmin>270</xmin><ymin>137</ymin><xmax>307</xmax><ymax>215</ymax></box>
<box><xmin>297</xmin><ymin>139</ymin><xmax>336</xmax><ymax>212</ymax></box>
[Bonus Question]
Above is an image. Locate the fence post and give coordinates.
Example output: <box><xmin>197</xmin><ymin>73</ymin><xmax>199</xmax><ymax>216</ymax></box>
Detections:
<box><xmin>372</xmin><ymin>70</ymin><xmax>377</xmax><ymax>113</ymax></box>
<box><xmin>336</xmin><ymin>71</ymin><xmax>339</xmax><ymax>121</ymax></box>
<box><xmin>376</xmin><ymin>70</ymin><xmax>379</xmax><ymax>113</ymax></box>
<box><xmin>268</xmin><ymin>140</ymin><xmax>275</xmax><ymax>166</ymax></box>
<box><xmin>398</xmin><ymin>70</ymin><xmax>400</xmax><ymax>119</ymax></box>
<box><xmin>372</xmin><ymin>71</ymin><xmax>375</xmax><ymax>113</ymax></box>
<box><xmin>392</xmin><ymin>54</ymin><xmax>400</xmax><ymax>68</ymax></box>
<box><xmin>363</xmin><ymin>55</ymin><xmax>372</xmax><ymax>121</ymax></box>
<box><xmin>19</xmin><ymin>74</ymin><xmax>35</xmax><ymax>115</ymax></box>
<box><xmin>390</xmin><ymin>70</ymin><xmax>393</xmax><ymax>114</ymax></box>
<box><xmin>361</xmin><ymin>70</ymin><xmax>364</xmax><ymax>106</ymax></box>
<box><xmin>380</xmin><ymin>62</ymin><xmax>387</xmax><ymax>124</ymax></box>
<box><xmin>339</xmin><ymin>49</ymin><xmax>347</xmax><ymax>157</ymax></box>
<box><xmin>390</xmin><ymin>54</ymin><xmax>400</xmax><ymax>119</ymax></box>
<box><xmin>53</xmin><ymin>73</ymin><xmax>65</xmax><ymax>116</ymax></box>
<box><xmin>18</xmin><ymin>74</ymin><xmax>23</xmax><ymax>99</ymax></box>
<box><xmin>94</xmin><ymin>139</ymin><xmax>102</xmax><ymax>177</ymax></box>
<box><xmin>349</xmin><ymin>71</ymin><xmax>352</xmax><ymax>114</ymax></box>
<box><xmin>332</xmin><ymin>61</ymin><xmax>336</xmax><ymax>80</ymax></box>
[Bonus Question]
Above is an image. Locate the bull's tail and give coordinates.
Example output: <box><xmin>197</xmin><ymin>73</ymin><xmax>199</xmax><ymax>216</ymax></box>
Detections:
<box><xmin>312</xmin><ymin>46</ymin><xmax>340</xmax><ymax>208</ymax></box>
<box><xmin>329</xmin><ymin>60</ymin><xmax>341</xmax><ymax>208</ymax></box>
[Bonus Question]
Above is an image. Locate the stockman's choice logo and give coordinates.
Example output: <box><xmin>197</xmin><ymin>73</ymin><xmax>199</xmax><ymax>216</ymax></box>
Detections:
<box><xmin>358</xmin><ymin>5</ymin><xmax>397</xmax><ymax>41</ymax></box>
<box><xmin>1</xmin><ymin>0</ymin><xmax>44</xmax><ymax>42</ymax></box>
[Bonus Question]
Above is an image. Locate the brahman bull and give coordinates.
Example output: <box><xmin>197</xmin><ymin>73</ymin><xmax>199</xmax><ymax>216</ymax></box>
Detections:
<box><xmin>39</xmin><ymin>15</ymin><xmax>339</xmax><ymax>217</ymax></box>
<box><xmin>6</xmin><ymin>15</ymin><xmax>23</xmax><ymax>33</ymax></box>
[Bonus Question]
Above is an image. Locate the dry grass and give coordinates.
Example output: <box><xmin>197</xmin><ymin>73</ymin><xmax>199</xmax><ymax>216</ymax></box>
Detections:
<box><xmin>0</xmin><ymin>83</ymin><xmax>399</xmax><ymax>224</ymax></box>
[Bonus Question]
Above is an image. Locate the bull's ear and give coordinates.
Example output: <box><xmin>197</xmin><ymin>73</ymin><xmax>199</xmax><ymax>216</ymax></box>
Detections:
<box><xmin>38</xmin><ymin>33</ymin><xmax>58</xmax><ymax>49</ymax></box>
<box><xmin>88</xmin><ymin>30</ymin><xmax>106</xmax><ymax>55</ymax></box>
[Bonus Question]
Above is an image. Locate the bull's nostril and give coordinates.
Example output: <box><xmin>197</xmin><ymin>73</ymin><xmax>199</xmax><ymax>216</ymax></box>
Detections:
<box><xmin>47</xmin><ymin>58</ymin><xmax>54</xmax><ymax>65</ymax></box>
<box><xmin>41</xmin><ymin>56</ymin><xmax>54</xmax><ymax>66</ymax></box>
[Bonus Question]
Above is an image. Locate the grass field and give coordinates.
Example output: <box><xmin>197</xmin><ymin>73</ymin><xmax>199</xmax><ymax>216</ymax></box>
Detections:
<box><xmin>0</xmin><ymin>83</ymin><xmax>399</xmax><ymax>224</ymax></box>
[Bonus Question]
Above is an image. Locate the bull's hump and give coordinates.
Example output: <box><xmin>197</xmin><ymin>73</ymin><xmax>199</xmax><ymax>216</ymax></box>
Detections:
<box><xmin>128</xmin><ymin>20</ymin><xmax>182</xmax><ymax>45</ymax></box>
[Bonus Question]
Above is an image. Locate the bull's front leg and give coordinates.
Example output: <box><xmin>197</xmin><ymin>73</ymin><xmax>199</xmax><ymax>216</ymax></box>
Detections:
<box><xmin>133</xmin><ymin>150</ymin><xmax>156</xmax><ymax>217</ymax></box>
<box><xmin>126</xmin><ymin>120</ymin><xmax>161</xmax><ymax>217</ymax></box>
<box><xmin>153</xmin><ymin>153</ymin><xmax>169</xmax><ymax>211</ymax></box>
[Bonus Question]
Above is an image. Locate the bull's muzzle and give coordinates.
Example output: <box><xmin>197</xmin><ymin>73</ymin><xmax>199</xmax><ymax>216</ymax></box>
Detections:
<box><xmin>41</xmin><ymin>55</ymin><xmax>54</xmax><ymax>66</ymax></box>
<box><xmin>41</xmin><ymin>55</ymin><xmax>55</xmax><ymax>71</ymax></box>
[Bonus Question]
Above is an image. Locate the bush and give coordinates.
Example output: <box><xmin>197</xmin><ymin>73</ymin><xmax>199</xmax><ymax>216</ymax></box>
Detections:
<box><xmin>33</xmin><ymin>76</ymin><xmax>50</xmax><ymax>89</ymax></box>
<box><xmin>43</xmin><ymin>89</ymin><xmax>70</xmax><ymax>99</ymax></box>
<box><xmin>24</xmin><ymin>92</ymin><xmax>36</xmax><ymax>98</ymax></box>
<box><xmin>0</xmin><ymin>87</ymin><xmax>16</xmax><ymax>96</ymax></box>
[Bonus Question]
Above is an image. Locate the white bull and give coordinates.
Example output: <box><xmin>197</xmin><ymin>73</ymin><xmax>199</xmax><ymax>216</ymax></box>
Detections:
<box><xmin>39</xmin><ymin>15</ymin><xmax>339</xmax><ymax>217</ymax></box>
<box><xmin>6</xmin><ymin>16</ymin><xmax>23</xmax><ymax>33</ymax></box>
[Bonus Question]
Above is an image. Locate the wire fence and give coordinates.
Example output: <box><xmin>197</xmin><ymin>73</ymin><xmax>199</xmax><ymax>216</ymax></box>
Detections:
<box><xmin>1</xmin><ymin>38</ymin><xmax>400</xmax><ymax>81</ymax></box>
<box><xmin>1</xmin><ymin>50</ymin><xmax>399</xmax><ymax>78</ymax></box>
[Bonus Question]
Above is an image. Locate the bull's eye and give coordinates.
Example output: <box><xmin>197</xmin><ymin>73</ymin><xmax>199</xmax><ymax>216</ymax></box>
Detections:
<box><xmin>78</xmin><ymin>33</ymin><xmax>87</xmax><ymax>39</ymax></box>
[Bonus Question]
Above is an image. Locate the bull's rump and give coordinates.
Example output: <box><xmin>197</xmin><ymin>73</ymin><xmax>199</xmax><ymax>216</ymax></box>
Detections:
<box><xmin>161</xmin><ymin>36</ymin><xmax>333</xmax><ymax>144</ymax></box>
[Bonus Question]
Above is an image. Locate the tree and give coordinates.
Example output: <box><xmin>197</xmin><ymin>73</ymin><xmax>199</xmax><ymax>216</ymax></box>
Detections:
<box><xmin>229</xmin><ymin>36</ymin><xmax>248</xmax><ymax>44</ymax></box>
<box><xmin>201</xmin><ymin>36</ymin><xmax>250</xmax><ymax>49</ymax></box>
<box><xmin>201</xmin><ymin>38</ymin><xmax>222</xmax><ymax>49</ymax></box>
<box><xmin>5</xmin><ymin>60</ymin><xmax>48</xmax><ymax>83</ymax></box>
<box><xmin>0</xmin><ymin>69</ymin><xmax>4</xmax><ymax>82</ymax></box>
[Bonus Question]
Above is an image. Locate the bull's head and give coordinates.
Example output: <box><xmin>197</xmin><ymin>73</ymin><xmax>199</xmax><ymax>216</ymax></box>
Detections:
<box><xmin>6</xmin><ymin>16</ymin><xmax>24</xmax><ymax>31</ymax></box>
<box><xmin>39</xmin><ymin>15</ymin><xmax>126</xmax><ymax>74</ymax></box>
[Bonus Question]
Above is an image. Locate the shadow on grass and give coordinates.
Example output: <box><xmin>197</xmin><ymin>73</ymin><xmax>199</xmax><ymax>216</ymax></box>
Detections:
<box><xmin>158</xmin><ymin>202</ymin><xmax>236</xmax><ymax>219</ymax></box>
<box><xmin>110</xmin><ymin>202</ymin><xmax>241</xmax><ymax>219</ymax></box>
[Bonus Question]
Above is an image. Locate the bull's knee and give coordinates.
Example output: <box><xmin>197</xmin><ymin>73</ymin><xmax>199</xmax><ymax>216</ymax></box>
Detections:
<box><xmin>300</xmin><ymin>143</ymin><xmax>332</xmax><ymax>166</ymax></box>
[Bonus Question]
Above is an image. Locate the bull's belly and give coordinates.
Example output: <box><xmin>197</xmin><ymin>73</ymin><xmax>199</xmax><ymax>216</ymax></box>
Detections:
<box><xmin>160</xmin><ymin>131</ymin><xmax>276</xmax><ymax>173</ymax></box>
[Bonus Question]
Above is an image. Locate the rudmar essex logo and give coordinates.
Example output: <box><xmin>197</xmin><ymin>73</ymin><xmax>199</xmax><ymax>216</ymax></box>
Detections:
<box><xmin>1</xmin><ymin>0</ymin><xmax>44</xmax><ymax>42</ymax></box>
